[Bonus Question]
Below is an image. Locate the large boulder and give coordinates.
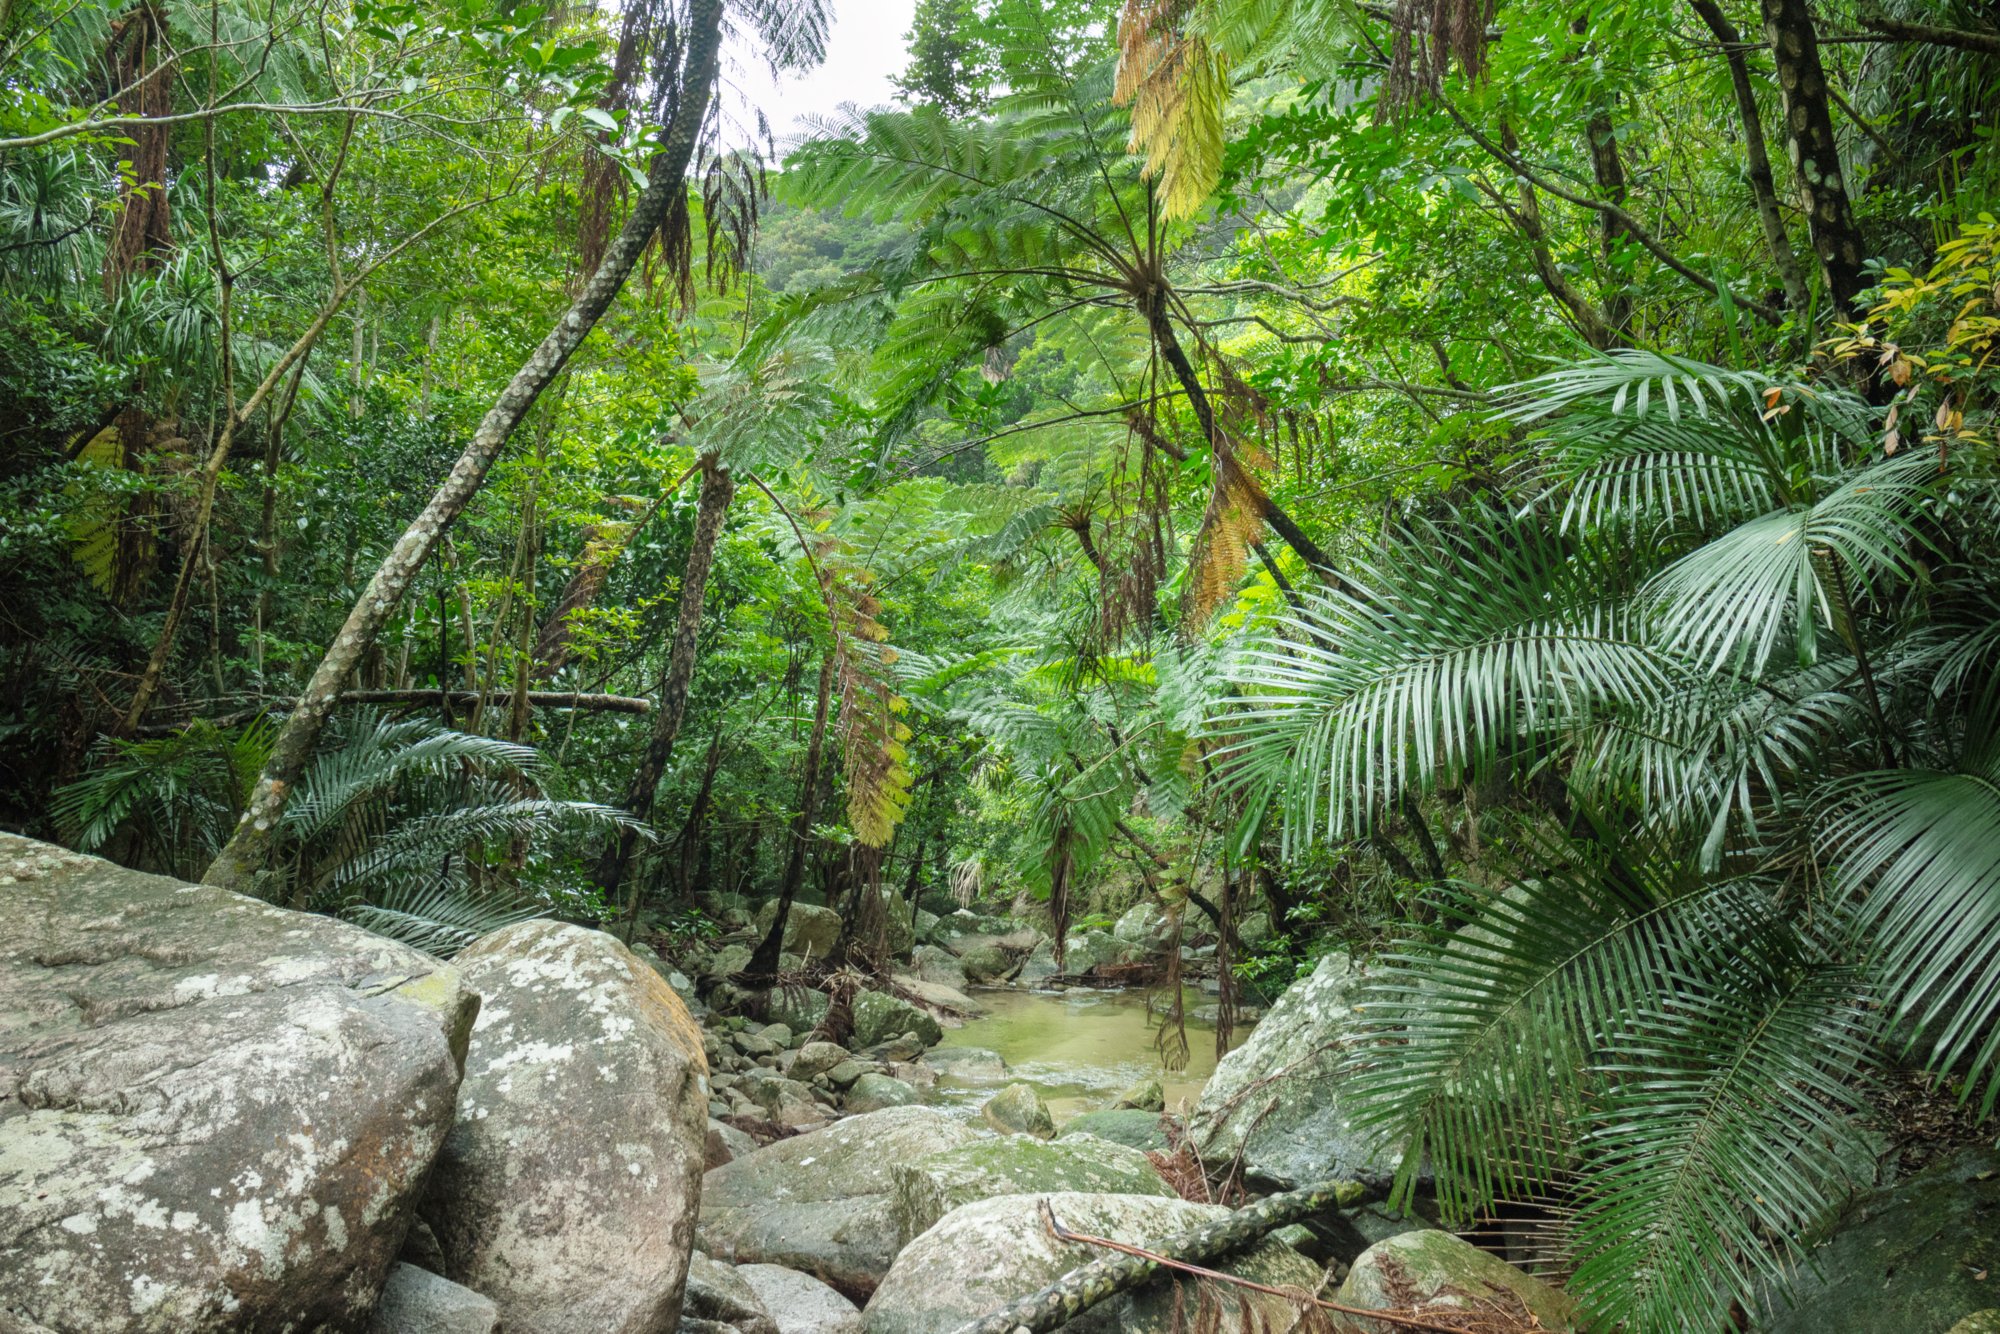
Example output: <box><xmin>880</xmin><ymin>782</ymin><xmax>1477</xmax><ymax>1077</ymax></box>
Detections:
<box><xmin>736</xmin><ymin>1265</ymin><xmax>863</xmax><ymax>1334</ymax></box>
<box><xmin>956</xmin><ymin>944</ymin><xmax>1014</xmax><ymax>984</ymax></box>
<box><xmin>1060</xmin><ymin>930</ymin><xmax>1140</xmax><ymax>975</ymax></box>
<box><xmin>367</xmin><ymin>1264</ymin><xmax>500</xmax><ymax>1334</ymax></box>
<box><xmin>878</xmin><ymin>893</ymin><xmax>916</xmax><ymax>958</ymax></box>
<box><xmin>892</xmin><ymin>976</ymin><xmax>984</xmax><ymax>1019</ymax></box>
<box><xmin>1760</xmin><ymin>1148</ymin><xmax>2000</xmax><ymax>1334</ymax></box>
<box><xmin>752</xmin><ymin>902</ymin><xmax>843</xmax><ymax>960</ymax></box>
<box><xmin>1112</xmin><ymin>901</ymin><xmax>1174</xmax><ymax>951</ymax></box>
<box><xmin>762</xmin><ymin>985</ymin><xmax>831</xmax><ymax>1035</ymax></box>
<box><xmin>850</xmin><ymin>991</ymin><xmax>943</xmax><ymax>1048</ymax></box>
<box><xmin>843</xmin><ymin>1073</ymin><xmax>918</xmax><ymax>1113</ymax></box>
<box><xmin>909</xmin><ymin>946</ymin><xmax>967</xmax><ymax>990</ymax></box>
<box><xmin>889</xmin><ymin>1134</ymin><xmax>1171</xmax><ymax>1247</ymax></box>
<box><xmin>1187</xmin><ymin>951</ymin><xmax>1407</xmax><ymax>1191</ymax></box>
<box><xmin>863</xmin><ymin>1193</ymin><xmax>1322</xmax><ymax>1334</ymax></box>
<box><xmin>1018</xmin><ymin>941</ymin><xmax>1059</xmax><ymax>987</ymax></box>
<box><xmin>1337</xmin><ymin>1230</ymin><xmax>1580</xmax><ymax>1333</ymax></box>
<box><xmin>698</xmin><ymin>1106</ymin><xmax>981</xmax><ymax>1301</ymax></box>
<box><xmin>421</xmin><ymin>920</ymin><xmax>709</xmax><ymax>1334</ymax></box>
<box><xmin>0</xmin><ymin>835</ymin><xmax>475</xmax><ymax>1333</ymax></box>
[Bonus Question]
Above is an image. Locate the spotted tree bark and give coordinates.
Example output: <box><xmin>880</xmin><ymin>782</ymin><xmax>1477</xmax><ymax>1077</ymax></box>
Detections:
<box><xmin>1760</xmin><ymin>0</ymin><xmax>1868</xmax><ymax>315</ymax></box>
<box><xmin>203</xmin><ymin>0</ymin><xmax>725</xmax><ymax>892</ymax></box>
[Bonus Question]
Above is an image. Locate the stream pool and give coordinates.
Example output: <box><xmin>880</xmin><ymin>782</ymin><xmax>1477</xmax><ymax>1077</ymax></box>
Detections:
<box><xmin>929</xmin><ymin>986</ymin><xmax>1226</xmax><ymax>1122</ymax></box>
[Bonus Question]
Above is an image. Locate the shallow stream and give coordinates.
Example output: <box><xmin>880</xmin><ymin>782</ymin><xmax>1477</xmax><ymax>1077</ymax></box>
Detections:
<box><xmin>929</xmin><ymin>987</ymin><xmax>1223</xmax><ymax>1122</ymax></box>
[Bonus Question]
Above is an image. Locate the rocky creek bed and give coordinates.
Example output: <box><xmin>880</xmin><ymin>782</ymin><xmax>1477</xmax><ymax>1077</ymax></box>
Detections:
<box><xmin>3</xmin><ymin>832</ymin><xmax>1993</xmax><ymax>1333</ymax></box>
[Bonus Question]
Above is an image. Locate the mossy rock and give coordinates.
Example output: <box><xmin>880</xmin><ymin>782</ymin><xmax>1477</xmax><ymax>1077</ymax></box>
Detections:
<box><xmin>1337</xmin><ymin>1230</ymin><xmax>1581</xmax><ymax>1333</ymax></box>
<box><xmin>981</xmin><ymin>1082</ymin><xmax>1055</xmax><ymax>1139</ymax></box>
<box><xmin>1058</xmin><ymin>1109</ymin><xmax>1171</xmax><ymax>1152</ymax></box>
<box><xmin>850</xmin><ymin>990</ymin><xmax>943</xmax><ymax>1048</ymax></box>
<box><xmin>844</xmin><ymin>1072</ymin><xmax>919</xmax><ymax>1113</ymax></box>
<box><xmin>889</xmin><ymin>1133</ymin><xmax>1172</xmax><ymax>1247</ymax></box>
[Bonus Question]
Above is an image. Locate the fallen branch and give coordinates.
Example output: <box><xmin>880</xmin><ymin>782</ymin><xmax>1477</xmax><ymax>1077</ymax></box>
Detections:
<box><xmin>945</xmin><ymin>1178</ymin><xmax>1367</xmax><ymax>1334</ymax></box>
<box><xmin>338</xmin><ymin>689</ymin><xmax>652</xmax><ymax>714</ymax></box>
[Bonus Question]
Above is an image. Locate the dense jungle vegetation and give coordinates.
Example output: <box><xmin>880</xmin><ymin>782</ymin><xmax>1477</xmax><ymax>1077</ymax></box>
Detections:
<box><xmin>4</xmin><ymin>0</ymin><xmax>1998</xmax><ymax>1325</ymax></box>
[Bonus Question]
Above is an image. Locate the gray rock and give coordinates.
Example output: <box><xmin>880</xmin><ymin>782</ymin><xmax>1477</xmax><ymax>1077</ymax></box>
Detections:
<box><xmin>701</xmin><ymin>943</ymin><xmax>755</xmax><ymax>980</ymax></box>
<box><xmin>698</xmin><ymin>1106</ymin><xmax>981</xmax><ymax>1301</ymax></box>
<box><xmin>0</xmin><ymin>835</ymin><xmax>474</xmax><ymax>1333</ymax></box>
<box><xmin>1187</xmin><ymin>951</ymin><xmax>1407</xmax><ymax>1190</ymax></box>
<box><xmin>733</xmin><ymin>1029</ymin><xmax>779</xmax><ymax>1057</ymax></box>
<box><xmin>1017</xmin><ymin>941</ymin><xmax>1059</xmax><ymax>987</ymax></box>
<box><xmin>789</xmin><ymin>1040</ymin><xmax>850</xmax><ymax>1082</ymax></box>
<box><xmin>892</xmin><ymin>975</ymin><xmax>985</xmax><ymax>1018</ymax></box>
<box><xmin>752</xmin><ymin>902</ymin><xmax>843</xmax><ymax>960</ymax></box>
<box><xmin>367</xmin><ymin>1264</ymin><xmax>500</xmax><ymax>1334</ymax></box>
<box><xmin>1059</xmin><ymin>1109</ymin><xmax>1171</xmax><ymax>1152</ymax></box>
<box><xmin>890</xmin><ymin>1134</ymin><xmax>1171</xmax><ymax>1247</ymax></box>
<box><xmin>763</xmin><ymin>986</ymin><xmax>831</xmax><ymax>1035</ymax></box>
<box><xmin>1337</xmin><ymin>1230</ymin><xmax>1580</xmax><ymax>1333</ymax></box>
<box><xmin>736</xmin><ymin>1264</ymin><xmax>863</xmax><ymax>1334</ymax></box>
<box><xmin>1236</xmin><ymin>911</ymin><xmax>1274</xmax><ymax>949</ymax></box>
<box><xmin>862</xmin><ymin>1192</ymin><xmax>1322</xmax><ymax>1334</ymax></box>
<box><xmin>706</xmin><ymin>1118</ymin><xmax>758</xmax><ymax>1170</ymax></box>
<box><xmin>1761</xmin><ymin>1148</ymin><xmax>2000</xmax><ymax>1334</ymax></box>
<box><xmin>758</xmin><ymin>1023</ymin><xmax>794</xmax><ymax>1047</ymax></box>
<box><xmin>737</xmin><ymin>1073</ymin><xmax>827</xmax><ymax>1131</ymax></box>
<box><xmin>825</xmin><ymin>1058</ymin><xmax>874</xmax><ymax>1087</ymax></box>
<box><xmin>956</xmin><ymin>944</ymin><xmax>1014</xmax><ymax>984</ymax></box>
<box><xmin>1112</xmin><ymin>901</ymin><xmax>1174</xmax><ymax>951</ymax></box>
<box><xmin>982</xmin><ymin>1082</ymin><xmax>1055</xmax><ymax>1139</ymax></box>
<box><xmin>422</xmin><ymin>921</ymin><xmax>708</xmax><ymax>1334</ymax></box>
<box><xmin>909</xmin><ymin>945</ymin><xmax>967</xmax><ymax>989</ymax></box>
<box><xmin>683</xmin><ymin>1252</ymin><xmax>779</xmax><ymax>1334</ymax></box>
<box><xmin>851</xmin><ymin>991</ymin><xmax>943</xmax><ymax>1048</ymax></box>
<box><xmin>925</xmin><ymin>1046</ymin><xmax>1006</xmax><ymax>1081</ymax></box>
<box><xmin>878</xmin><ymin>892</ymin><xmax>916</xmax><ymax>958</ymax></box>
<box><xmin>844</xmin><ymin>1073</ymin><xmax>919</xmax><ymax>1113</ymax></box>
<box><xmin>1060</xmin><ymin>929</ymin><xmax>1139</xmax><ymax>975</ymax></box>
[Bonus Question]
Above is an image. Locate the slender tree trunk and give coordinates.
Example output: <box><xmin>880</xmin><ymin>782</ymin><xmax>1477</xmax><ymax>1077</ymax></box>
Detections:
<box><xmin>596</xmin><ymin>451</ymin><xmax>737</xmax><ymax>901</ymax></box>
<box><xmin>1687</xmin><ymin>0</ymin><xmax>1812</xmax><ymax>314</ymax></box>
<box><xmin>1143</xmin><ymin>305</ymin><xmax>1339</xmax><ymax>577</ymax></box>
<box><xmin>1759</xmin><ymin>0</ymin><xmax>1868</xmax><ymax>315</ymax></box>
<box><xmin>203</xmin><ymin>0</ymin><xmax>726</xmax><ymax>892</ymax></box>
<box><xmin>745</xmin><ymin>653</ymin><xmax>836</xmax><ymax>978</ymax></box>
<box><xmin>1584</xmin><ymin>111</ymin><xmax>1634</xmax><ymax>338</ymax></box>
<box><xmin>1500</xmin><ymin>125</ymin><xmax>1619</xmax><ymax>349</ymax></box>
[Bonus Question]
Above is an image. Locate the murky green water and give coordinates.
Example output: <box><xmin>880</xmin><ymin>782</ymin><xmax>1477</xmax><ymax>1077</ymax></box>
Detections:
<box><xmin>931</xmin><ymin>987</ymin><xmax>1226</xmax><ymax>1123</ymax></box>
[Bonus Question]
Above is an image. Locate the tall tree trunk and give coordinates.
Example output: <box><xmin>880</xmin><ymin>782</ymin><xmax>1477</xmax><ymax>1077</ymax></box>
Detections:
<box><xmin>596</xmin><ymin>451</ymin><xmax>737</xmax><ymax>902</ymax></box>
<box><xmin>1759</xmin><ymin>0</ymin><xmax>1868</xmax><ymax>315</ymax></box>
<box><xmin>744</xmin><ymin>653</ymin><xmax>836</xmax><ymax>978</ymax></box>
<box><xmin>1687</xmin><ymin>0</ymin><xmax>1812</xmax><ymax>315</ymax></box>
<box><xmin>1584</xmin><ymin>111</ymin><xmax>1634</xmax><ymax>339</ymax></box>
<box><xmin>203</xmin><ymin>0</ymin><xmax>726</xmax><ymax>892</ymax></box>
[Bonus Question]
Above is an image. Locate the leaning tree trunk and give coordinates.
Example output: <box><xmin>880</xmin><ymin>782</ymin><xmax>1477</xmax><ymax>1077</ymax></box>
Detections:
<box><xmin>1759</xmin><ymin>0</ymin><xmax>1868</xmax><ymax>315</ymax></box>
<box><xmin>744</xmin><ymin>653</ymin><xmax>835</xmax><ymax>979</ymax></box>
<box><xmin>202</xmin><ymin>0</ymin><xmax>725</xmax><ymax>892</ymax></box>
<box><xmin>1687</xmin><ymin>0</ymin><xmax>1813</xmax><ymax>315</ymax></box>
<box><xmin>596</xmin><ymin>451</ymin><xmax>736</xmax><ymax>903</ymax></box>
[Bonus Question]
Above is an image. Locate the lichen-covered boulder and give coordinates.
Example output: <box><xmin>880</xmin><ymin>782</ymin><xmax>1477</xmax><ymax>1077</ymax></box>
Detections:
<box><xmin>1058</xmin><ymin>1109</ymin><xmax>1171</xmax><ymax>1152</ymax></box>
<box><xmin>0</xmin><ymin>835</ymin><xmax>475</xmax><ymax>1333</ymax></box>
<box><xmin>366</xmin><ymin>1263</ymin><xmax>500</xmax><ymax>1334</ymax></box>
<box><xmin>1760</xmin><ymin>1148</ymin><xmax>2000</xmax><ymax>1334</ymax></box>
<box><xmin>789</xmin><ymin>1040</ymin><xmax>849</xmax><ymax>1082</ymax></box>
<box><xmin>956</xmin><ymin>944</ymin><xmax>1013</xmax><ymax>984</ymax></box>
<box><xmin>1337</xmin><ymin>1230</ymin><xmax>1580</xmax><ymax>1333</ymax></box>
<box><xmin>862</xmin><ymin>1193</ymin><xmax>1321</xmax><ymax>1334</ymax></box>
<box><xmin>1188</xmin><ymin>951</ymin><xmax>1407</xmax><ymax>1190</ymax></box>
<box><xmin>421</xmin><ymin>920</ymin><xmax>709</xmax><ymax>1334</ymax></box>
<box><xmin>736</xmin><ymin>1265</ymin><xmax>863</xmax><ymax>1334</ymax></box>
<box><xmin>1060</xmin><ymin>930</ymin><xmax>1139</xmax><ymax>975</ymax></box>
<box><xmin>752</xmin><ymin>902</ymin><xmax>843</xmax><ymax>960</ymax></box>
<box><xmin>698</xmin><ymin>1107</ymin><xmax>981</xmax><ymax>1301</ymax></box>
<box><xmin>1018</xmin><ymin>941</ymin><xmax>1059</xmax><ymax>987</ymax></box>
<box><xmin>1112</xmin><ymin>901</ymin><xmax>1174</xmax><ymax>951</ymax></box>
<box><xmin>1113</xmin><ymin>1077</ymin><xmax>1164</xmax><ymax>1112</ymax></box>
<box><xmin>850</xmin><ymin>991</ymin><xmax>942</xmax><ymax>1048</ymax></box>
<box><xmin>981</xmin><ymin>1082</ymin><xmax>1055</xmax><ymax>1138</ymax></box>
<box><xmin>889</xmin><ymin>1134</ymin><xmax>1171</xmax><ymax>1247</ymax></box>
<box><xmin>843</xmin><ymin>1073</ymin><xmax>918</xmax><ymax>1113</ymax></box>
<box><xmin>910</xmin><ymin>946</ymin><xmax>967</xmax><ymax>990</ymax></box>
